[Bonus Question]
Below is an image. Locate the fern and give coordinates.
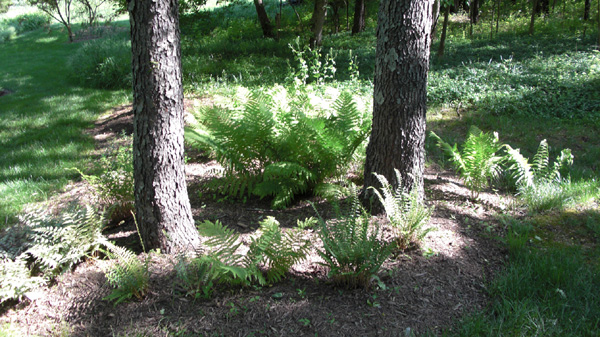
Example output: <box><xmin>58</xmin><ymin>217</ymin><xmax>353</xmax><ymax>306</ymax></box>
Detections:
<box><xmin>186</xmin><ymin>87</ymin><xmax>370</xmax><ymax>208</ymax></box>
<box><xmin>0</xmin><ymin>257</ymin><xmax>46</xmax><ymax>303</ymax></box>
<box><xmin>196</xmin><ymin>217</ymin><xmax>309</xmax><ymax>287</ymax></box>
<box><xmin>369</xmin><ymin>169</ymin><xmax>434</xmax><ymax>250</ymax></box>
<box><xmin>505</xmin><ymin>139</ymin><xmax>573</xmax><ymax>189</ymax></box>
<box><xmin>313</xmin><ymin>185</ymin><xmax>393</xmax><ymax>289</ymax></box>
<box><xmin>102</xmin><ymin>240</ymin><xmax>150</xmax><ymax>305</ymax></box>
<box><xmin>430</xmin><ymin>126</ymin><xmax>504</xmax><ymax>198</ymax></box>
<box><xmin>23</xmin><ymin>205</ymin><xmax>106</xmax><ymax>275</ymax></box>
<box><xmin>174</xmin><ymin>255</ymin><xmax>220</xmax><ymax>299</ymax></box>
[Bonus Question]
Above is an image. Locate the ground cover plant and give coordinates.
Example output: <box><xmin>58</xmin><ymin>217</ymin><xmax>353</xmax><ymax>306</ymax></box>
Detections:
<box><xmin>1</xmin><ymin>0</ymin><xmax>599</xmax><ymax>336</ymax></box>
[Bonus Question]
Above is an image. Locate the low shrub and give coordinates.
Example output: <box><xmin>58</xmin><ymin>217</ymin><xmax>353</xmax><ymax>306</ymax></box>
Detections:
<box><xmin>68</xmin><ymin>35</ymin><xmax>131</xmax><ymax>89</ymax></box>
<box><xmin>0</xmin><ymin>24</ymin><xmax>16</xmax><ymax>43</ymax></box>
<box><xmin>13</xmin><ymin>13</ymin><xmax>49</xmax><ymax>33</ymax></box>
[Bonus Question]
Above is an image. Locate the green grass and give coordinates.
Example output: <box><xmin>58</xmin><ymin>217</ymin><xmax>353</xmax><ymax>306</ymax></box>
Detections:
<box><xmin>0</xmin><ymin>23</ymin><xmax>130</xmax><ymax>228</ymax></box>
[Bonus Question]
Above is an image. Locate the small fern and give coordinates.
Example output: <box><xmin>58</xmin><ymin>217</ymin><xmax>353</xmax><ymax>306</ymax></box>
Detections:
<box><xmin>430</xmin><ymin>126</ymin><xmax>504</xmax><ymax>198</ymax></box>
<box><xmin>186</xmin><ymin>87</ymin><xmax>370</xmax><ymax>208</ymax></box>
<box><xmin>22</xmin><ymin>205</ymin><xmax>106</xmax><ymax>275</ymax></box>
<box><xmin>504</xmin><ymin>139</ymin><xmax>573</xmax><ymax>189</ymax></box>
<box><xmin>102</xmin><ymin>241</ymin><xmax>150</xmax><ymax>305</ymax></box>
<box><xmin>313</xmin><ymin>185</ymin><xmax>393</xmax><ymax>289</ymax></box>
<box><xmin>196</xmin><ymin>217</ymin><xmax>309</xmax><ymax>287</ymax></box>
<box><xmin>174</xmin><ymin>255</ymin><xmax>220</xmax><ymax>299</ymax></box>
<box><xmin>369</xmin><ymin>169</ymin><xmax>434</xmax><ymax>250</ymax></box>
<box><xmin>0</xmin><ymin>257</ymin><xmax>46</xmax><ymax>303</ymax></box>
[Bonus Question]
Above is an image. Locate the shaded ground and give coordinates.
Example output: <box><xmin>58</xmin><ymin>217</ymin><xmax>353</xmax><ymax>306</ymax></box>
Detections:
<box><xmin>0</xmin><ymin>106</ymin><xmax>511</xmax><ymax>336</ymax></box>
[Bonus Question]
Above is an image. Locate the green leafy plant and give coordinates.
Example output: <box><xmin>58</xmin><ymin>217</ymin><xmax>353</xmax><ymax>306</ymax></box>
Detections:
<box><xmin>193</xmin><ymin>216</ymin><xmax>309</xmax><ymax>288</ymax></box>
<box><xmin>76</xmin><ymin>137</ymin><xmax>134</xmax><ymax>223</ymax></box>
<box><xmin>504</xmin><ymin>139</ymin><xmax>574</xmax><ymax>212</ymax></box>
<box><xmin>102</xmin><ymin>241</ymin><xmax>150</xmax><ymax>305</ymax></box>
<box><xmin>23</xmin><ymin>205</ymin><xmax>106</xmax><ymax>275</ymax></box>
<box><xmin>430</xmin><ymin>126</ymin><xmax>504</xmax><ymax>197</ymax></box>
<box><xmin>369</xmin><ymin>169</ymin><xmax>434</xmax><ymax>250</ymax></box>
<box><xmin>0</xmin><ymin>205</ymin><xmax>107</xmax><ymax>303</ymax></box>
<box><xmin>313</xmin><ymin>185</ymin><xmax>393</xmax><ymax>289</ymax></box>
<box><xmin>174</xmin><ymin>254</ymin><xmax>219</xmax><ymax>299</ymax></box>
<box><xmin>287</xmin><ymin>37</ymin><xmax>337</xmax><ymax>86</ymax></box>
<box><xmin>68</xmin><ymin>34</ymin><xmax>132</xmax><ymax>89</ymax></box>
<box><xmin>186</xmin><ymin>87</ymin><xmax>370</xmax><ymax>208</ymax></box>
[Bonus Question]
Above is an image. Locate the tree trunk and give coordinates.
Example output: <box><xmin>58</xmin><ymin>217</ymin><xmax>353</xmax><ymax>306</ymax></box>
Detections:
<box><xmin>253</xmin><ymin>0</ymin><xmax>274</xmax><ymax>38</ymax></box>
<box><xmin>437</xmin><ymin>4</ymin><xmax>449</xmax><ymax>59</ymax></box>
<box><xmin>431</xmin><ymin>0</ymin><xmax>440</xmax><ymax>43</ymax></box>
<box><xmin>584</xmin><ymin>0</ymin><xmax>591</xmax><ymax>20</ymax></box>
<box><xmin>469</xmin><ymin>0</ymin><xmax>479</xmax><ymax>24</ymax></box>
<box><xmin>129</xmin><ymin>0</ymin><xmax>201</xmax><ymax>253</ymax></box>
<box><xmin>310</xmin><ymin>0</ymin><xmax>328</xmax><ymax>47</ymax></box>
<box><xmin>362</xmin><ymin>0</ymin><xmax>433</xmax><ymax>213</ymax></box>
<box><xmin>351</xmin><ymin>0</ymin><xmax>365</xmax><ymax>34</ymax></box>
<box><xmin>529</xmin><ymin>0</ymin><xmax>539</xmax><ymax>35</ymax></box>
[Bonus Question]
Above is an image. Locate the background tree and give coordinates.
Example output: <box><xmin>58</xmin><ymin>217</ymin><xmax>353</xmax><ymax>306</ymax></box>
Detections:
<box><xmin>362</xmin><ymin>0</ymin><xmax>433</xmax><ymax>211</ymax></box>
<box><xmin>584</xmin><ymin>0</ymin><xmax>591</xmax><ymax>20</ymax></box>
<box><xmin>253</xmin><ymin>0</ymin><xmax>274</xmax><ymax>38</ymax></box>
<box><xmin>529</xmin><ymin>0</ymin><xmax>540</xmax><ymax>34</ymax></box>
<box><xmin>310</xmin><ymin>0</ymin><xmax>327</xmax><ymax>47</ymax></box>
<box><xmin>437</xmin><ymin>0</ymin><xmax>450</xmax><ymax>58</ymax></box>
<box><xmin>28</xmin><ymin>0</ymin><xmax>75</xmax><ymax>41</ymax></box>
<box><xmin>351</xmin><ymin>0</ymin><xmax>366</xmax><ymax>34</ymax></box>
<box><xmin>0</xmin><ymin>0</ymin><xmax>11</xmax><ymax>14</ymax></box>
<box><xmin>128</xmin><ymin>0</ymin><xmax>201</xmax><ymax>253</ymax></box>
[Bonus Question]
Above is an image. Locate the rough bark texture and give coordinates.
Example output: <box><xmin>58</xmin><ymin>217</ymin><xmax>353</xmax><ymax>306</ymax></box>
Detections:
<box><xmin>128</xmin><ymin>0</ymin><xmax>200</xmax><ymax>253</ymax></box>
<box><xmin>351</xmin><ymin>0</ymin><xmax>365</xmax><ymax>35</ymax></box>
<box><xmin>253</xmin><ymin>0</ymin><xmax>274</xmax><ymax>38</ymax></box>
<box><xmin>362</xmin><ymin>0</ymin><xmax>433</xmax><ymax>213</ymax></box>
<box><xmin>310</xmin><ymin>0</ymin><xmax>328</xmax><ymax>47</ymax></box>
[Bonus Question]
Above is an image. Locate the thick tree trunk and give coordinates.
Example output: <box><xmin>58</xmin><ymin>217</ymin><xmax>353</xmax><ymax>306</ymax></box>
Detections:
<box><xmin>362</xmin><ymin>0</ymin><xmax>433</xmax><ymax>213</ymax></box>
<box><xmin>310</xmin><ymin>0</ymin><xmax>328</xmax><ymax>47</ymax></box>
<box><xmin>351</xmin><ymin>0</ymin><xmax>366</xmax><ymax>34</ymax></box>
<box><xmin>584</xmin><ymin>0</ymin><xmax>591</xmax><ymax>20</ymax></box>
<box><xmin>253</xmin><ymin>0</ymin><xmax>274</xmax><ymax>38</ymax></box>
<box><xmin>129</xmin><ymin>0</ymin><xmax>201</xmax><ymax>253</ymax></box>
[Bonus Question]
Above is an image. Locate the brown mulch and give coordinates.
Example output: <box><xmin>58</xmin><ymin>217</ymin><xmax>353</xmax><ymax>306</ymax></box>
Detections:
<box><xmin>0</xmin><ymin>104</ymin><xmax>511</xmax><ymax>337</ymax></box>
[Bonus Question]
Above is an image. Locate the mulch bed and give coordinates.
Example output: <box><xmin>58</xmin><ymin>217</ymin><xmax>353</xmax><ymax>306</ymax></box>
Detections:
<box><xmin>0</xmin><ymin>105</ymin><xmax>510</xmax><ymax>336</ymax></box>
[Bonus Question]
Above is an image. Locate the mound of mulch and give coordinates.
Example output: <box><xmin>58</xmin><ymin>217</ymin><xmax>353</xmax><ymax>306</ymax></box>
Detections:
<box><xmin>0</xmin><ymin>103</ymin><xmax>511</xmax><ymax>336</ymax></box>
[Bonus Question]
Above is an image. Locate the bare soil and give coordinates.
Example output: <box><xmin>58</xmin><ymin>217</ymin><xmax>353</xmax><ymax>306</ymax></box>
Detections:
<box><xmin>0</xmin><ymin>105</ymin><xmax>512</xmax><ymax>337</ymax></box>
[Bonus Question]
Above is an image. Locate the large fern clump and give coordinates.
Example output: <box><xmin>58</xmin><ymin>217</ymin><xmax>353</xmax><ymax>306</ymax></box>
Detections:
<box><xmin>430</xmin><ymin>126</ymin><xmax>504</xmax><ymax>197</ymax></box>
<box><xmin>370</xmin><ymin>169</ymin><xmax>434</xmax><ymax>250</ymax></box>
<box><xmin>185</xmin><ymin>86</ymin><xmax>370</xmax><ymax>208</ymax></box>
<box><xmin>187</xmin><ymin>216</ymin><xmax>310</xmax><ymax>291</ymax></box>
<box><xmin>314</xmin><ymin>185</ymin><xmax>393</xmax><ymax>289</ymax></box>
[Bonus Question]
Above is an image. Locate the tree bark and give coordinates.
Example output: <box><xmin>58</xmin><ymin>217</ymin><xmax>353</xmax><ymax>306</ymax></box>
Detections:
<box><xmin>529</xmin><ymin>0</ymin><xmax>539</xmax><ymax>35</ymax></box>
<box><xmin>253</xmin><ymin>0</ymin><xmax>274</xmax><ymax>38</ymax></box>
<box><xmin>310</xmin><ymin>0</ymin><xmax>328</xmax><ymax>47</ymax></box>
<box><xmin>362</xmin><ymin>0</ymin><xmax>433</xmax><ymax>213</ymax></box>
<box><xmin>351</xmin><ymin>0</ymin><xmax>365</xmax><ymax>34</ymax></box>
<box><xmin>437</xmin><ymin>4</ymin><xmax>449</xmax><ymax>59</ymax></box>
<box><xmin>431</xmin><ymin>0</ymin><xmax>440</xmax><ymax>43</ymax></box>
<box><xmin>469</xmin><ymin>0</ymin><xmax>479</xmax><ymax>24</ymax></box>
<box><xmin>584</xmin><ymin>0</ymin><xmax>591</xmax><ymax>20</ymax></box>
<box><xmin>128</xmin><ymin>0</ymin><xmax>201</xmax><ymax>253</ymax></box>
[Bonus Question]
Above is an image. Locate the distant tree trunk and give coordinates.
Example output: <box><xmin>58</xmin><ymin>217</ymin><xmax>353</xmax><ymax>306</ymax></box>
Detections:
<box><xmin>496</xmin><ymin>0</ymin><xmax>500</xmax><ymax>34</ymax></box>
<box><xmin>540</xmin><ymin>0</ymin><xmax>549</xmax><ymax>14</ymax></box>
<box><xmin>431</xmin><ymin>0</ymin><xmax>440</xmax><ymax>43</ymax></box>
<box><xmin>362</xmin><ymin>0</ymin><xmax>433</xmax><ymax>212</ymax></box>
<box><xmin>332</xmin><ymin>0</ymin><xmax>341</xmax><ymax>33</ymax></box>
<box><xmin>438</xmin><ymin>4</ymin><xmax>449</xmax><ymax>59</ymax></box>
<box><xmin>129</xmin><ymin>0</ymin><xmax>201</xmax><ymax>253</ymax></box>
<box><xmin>529</xmin><ymin>0</ymin><xmax>540</xmax><ymax>35</ymax></box>
<box><xmin>253</xmin><ymin>0</ymin><xmax>275</xmax><ymax>38</ymax></box>
<box><xmin>584</xmin><ymin>0</ymin><xmax>591</xmax><ymax>20</ymax></box>
<box><xmin>310</xmin><ymin>0</ymin><xmax>328</xmax><ymax>47</ymax></box>
<box><xmin>469</xmin><ymin>0</ymin><xmax>480</xmax><ymax>24</ymax></box>
<box><xmin>352</xmin><ymin>0</ymin><xmax>366</xmax><ymax>34</ymax></box>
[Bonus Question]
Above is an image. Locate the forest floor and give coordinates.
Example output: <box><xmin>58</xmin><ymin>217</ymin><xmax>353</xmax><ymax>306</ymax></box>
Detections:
<box><xmin>0</xmin><ymin>105</ymin><xmax>513</xmax><ymax>337</ymax></box>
